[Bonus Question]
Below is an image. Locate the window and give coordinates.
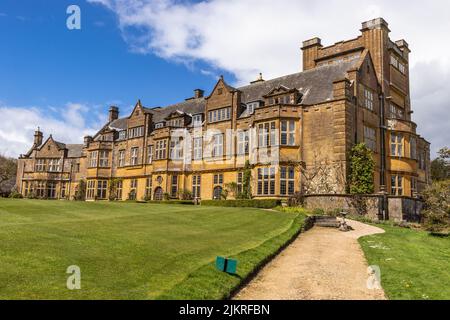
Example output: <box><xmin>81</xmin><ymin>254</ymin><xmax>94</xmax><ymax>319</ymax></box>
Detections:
<box><xmin>61</xmin><ymin>182</ymin><xmax>67</xmax><ymax>198</ymax></box>
<box><xmin>257</xmin><ymin>167</ymin><xmax>275</xmax><ymax>195</ymax></box>
<box><xmin>258</xmin><ymin>121</ymin><xmax>276</xmax><ymax>147</ymax></box>
<box><xmin>118</xmin><ymin>150</ymin><xmax>125</xmax><ymax>167</ymax></box>
<box><xmin>169</xmin><ymin>118</ymin><xmax>183</xmax><ymax>127</ymax></box>
<box><xmin>208</xmin><ymin>107</ymin><xmax>231</xmax><ymax>123</ymax></box>
<box><xmin>131</xmin><ymin>147</ymin><xmax>139</xmax><ymax>165</ymax></box>
<box><xmin>47</xmin><ymin>182</ymin><xmax>56</xmax><ymax>199</ymax></box>
<box><xmin>117</xmin><ymin>180</ymin><xmax>123</xmax><ymax>200</ymax></box>
<box><xmin>212</xmin><ymin>134</ymin><xmax>223</xmax><ymax>158</ymax></box>
<box><xmin>391</xmin><ymin>133</ymin><xmax>403</xmax><ymax>157</ymax></box>
<box><xmin>86</xmin><ymin>180</ymin><xmax>96</xmax><ymax>199</ymax></box>
<box><xmin>35</xmin><ymin>159</ymin><xmax>46</xmax><ymax>172</ymax></box>
<box><xmin>155</xmin><ymin>140</ymin><xmax>167</xmax><ymax>160</ymax></box>
<box><xmin>410</xmin><ymin>137</ymin><xmax>417</xmax><ymax>160</ymax></box>
<box><xmin>411</xmin><ymin>177</ymin><xmax>417</xmax><ymax>196</ymax></box>
<box><xmin>364</xmin><ymin>88</ymin><xmax>374</xmax><ymax>111</ymax></box>
<box><xmin>97</xmin><ymin>180</ymin><xmax>108</xmax><ymax>199</ymax></box>
<box><xmin>237</xmin><ymin>172</ymin><xmax>243</xmax><ymax>194</ymax></box>
<box><xmin>193</xmin><ymin>138</ymin><xmax>203</xmax><ymax>160</ymax></box>
<box><xmin>89</xmin><ymin>151</ymin><xmax>98</xmax><ymax>167</ymax></box>
<box><xmin>213</xmin><ymin>186</ymin><xmax>223</xmax><ymax>200</ymax></box>
<box><xmin>48</xmin><ymin>159</ymin><xmax>61</xmax><ymax>172</ymax></box>
<box><xmin>129</xmin><ymin>179</ymin><xmax>138</xmax><ymax>200</ymax></box>
<box><xmin>280</xmin><ymin>167</ymin><xmax>295</xmax><ymax>196</ymax></box>
<box><xmin>118</xmin><ymin>131</ymin><xmax>127</xmax><ymax>140</ymax></box>
<box><xmin>364</xmin><ymin>126</ymin><xmax>377</xmax><ymax>152</ymax></box>
<box><xmin>247</xmin><ymin>102</ymin><xmax>259</xmax><ymax>115</ymax></box>
<box><xmin>419</xmin><ymin>151</ymin><xmax>426</xmax><ymax>170</ymax></box>
<box><xmin>391</xmin><ymin>55</ymin><xmax>407</xmax><ymax>75</ymax></box>
<box><xmin>36</xmin><ymin>181</ymin><xmax>45</xmax><ymax>198</ymax></box>
<box><xmin>237</xmin><ymin>131</ymin><xmax>249</xmax><ymax>155</ymax></box>
<box><xmin>128</xmin><ymin>126</ymin><xmax>144</xmax><ymax>139</ymax></box>
<box><xmin>171</xmin><ymin>175</ymin><xmax>178</xmax><ymax>197</ymax></box>
<box><xmin>145</xmin><ymin>176</ymin><xmax>152</xmax><ymax>199</ymax></box>
<box><xmin>192</xmin><ymin>114</ymin><xmax>202</xmax><ymax>126</ymax></box>
<box><xmin>281</xmin><ymin>120</ymin><xmax>295</xmax><ymax>146</ymax></box>
<box><xmin>155</xmin><ymin>122</ymin><xmax>164</xmax><ymax>129</ymax></box>
<box><xmin>192</xmin><ymin>175</ymin><xmax>201</xmax><ymax>199</ymax></box>
<box><xmin>213</xmin><ymin>174</ymin><xmax>223</xmax><ymax>185</ymax></box>
<box><xmin>389</xmin><ymin>103</ymin><xmax>404</xmax><ymax>119</ymax></box>
<box><xmin>147</xmin><ymin>145</ymin><xmax>153</xmax><ymax>164</ymax></box>
<box><xmin>390</xmin><ymin>55</ymin><xmax>399</xmax><ymax>68</ymax></box>
<box><xmin>99</xmin><ymin>151</ymin><xmax>109</xmax><ymax>167</ymax></box>
<box><xmin>391</xmin><ymin>175</ymin><xmax>403</xmax><ymax>196</ymax></box>
<box><xmin>170</xmin><ymin>138</ymin><xmax>183</xmax><ymax>160</ymax></box>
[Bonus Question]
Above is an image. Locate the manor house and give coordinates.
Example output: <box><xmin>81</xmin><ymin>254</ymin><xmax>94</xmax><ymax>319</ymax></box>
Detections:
<box><xmin>16</xmin><ymin>18</ymin><xmax>430</xmax><ymax>201</ymax></box>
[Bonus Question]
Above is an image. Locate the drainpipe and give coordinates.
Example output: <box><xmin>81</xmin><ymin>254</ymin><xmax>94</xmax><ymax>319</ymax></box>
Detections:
<box><xmin>379</xmin><ymin>93</ymin><xmax>386</xmax><ymax>191</ymax></box>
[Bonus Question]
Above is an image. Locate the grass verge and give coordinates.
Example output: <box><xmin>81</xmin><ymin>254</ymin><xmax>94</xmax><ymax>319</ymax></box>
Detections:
<box><xmin>157</xmin><ymin>212</ymin><xmax>311</xmax><ymax>299</ymax></box>
<box><xmin>359</xmin><ymin>224</ymin><xmax>450</xmax><ymax>300</ymax></box>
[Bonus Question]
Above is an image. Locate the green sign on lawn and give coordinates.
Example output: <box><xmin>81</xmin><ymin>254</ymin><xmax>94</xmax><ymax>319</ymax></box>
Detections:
<box><xmin>216</xmin><ymin>256</ymin><xmax>237</xmax><ymax>274</ymax></box>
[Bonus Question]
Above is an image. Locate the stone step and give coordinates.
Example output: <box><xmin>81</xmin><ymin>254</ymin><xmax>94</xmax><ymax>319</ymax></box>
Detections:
<box><xmin>315</xmin><ymin>221</ymin><xmax>341</xmax><ymax>228</ymax></box>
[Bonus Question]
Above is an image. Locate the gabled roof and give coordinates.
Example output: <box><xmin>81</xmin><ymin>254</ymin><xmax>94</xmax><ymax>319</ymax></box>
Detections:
<box><xmin>66</xmin><ymin>144</ymin><xmax>84</xmax><ymax>158</ymax></box>
<box><xmin>238</xmin><ymin>57</ymin><xmax>359</xmax><ymax>105</ymax></box>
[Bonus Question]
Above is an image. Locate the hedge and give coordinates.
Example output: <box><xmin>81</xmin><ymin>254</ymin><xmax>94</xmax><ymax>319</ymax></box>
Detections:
<box><xmin>143</xmin><ymin>200</ymin><xmax>195</xmax><ymax>205</ymax></box>
<box><xmin>201</xmin><ymin>199</ymin><xmax>281</xmax><ymax>209</ymax></box>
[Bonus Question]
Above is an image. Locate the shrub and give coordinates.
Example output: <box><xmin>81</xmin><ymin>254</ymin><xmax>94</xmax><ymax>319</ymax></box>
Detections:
<box><xmin>275</xmin><ymin>206</ymin><xmax>309</xmax><ymax>215</ymax></box>
<box><xmin>311</xmin><ymin>208</ymin><xmax>325</xmax><ymax>216</ymax></box>
<box><xmin>146</xmin><ymin>200</ymin><xmax>194</xmax><ymax>205</ymax></box>
<box><xmin>178</xmin><ymin>189</ymin><xmax>193</xmax><ymax>200</ymax></box>
<box><xmin>9</xmin><ymin>191</ymin><xmax>23</xmax><ymax>199</ymax></box>
<box><xmin>74</xmin><ymin>180</ymin><xmax>86</xmax><ymax>201</ymax></box>
<box><xmin>349</xmin><ymin>143</ymin><xmax>375</xmax><ymax>194</ymax></box>
<box><xmin>422</xmin><ymin>180</ymin><xmax>450</xmax><ymax>234</ymax></box>
<box><xmin>163</xmin><ymin>192</ymin><xmax>171</xmax><ymax>201</ymax></box>
<box><xmin>201</xmin><ymin>199</ymin><xmax>281</xmax><ymax>209</ymax></box>
<box><xmin>287</xmin><ymin>192</ymin><xmax>305</xmax><ymax>207</ymax></box>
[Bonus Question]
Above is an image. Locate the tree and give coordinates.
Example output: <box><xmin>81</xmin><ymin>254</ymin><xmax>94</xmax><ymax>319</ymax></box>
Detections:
<box><xmin>431</xmin><ymin>147</ymin><xmax>450</xmax><ymax>182</ymax></box>
<box><xmin>74</xmin><ymin>179</ymin><xmax>86</xmax><ymax>201</ymax></box>
<box><xmin>349</xmin><ymin>143</ymin><xmax>375</xmax><ymax>194</ymax></box>
<box><xmin>240</xmin><ymin>160</ymin><xmax>253</xmax><ymax>199</ymax></box>
<box><xmin>422</xmin><ymin>180</ymin><xmax>450</xmax><ymax>234</ymax></box>
<box><xmin>0</xmin><ymin>155</ymin><xmax>17</xmax><ymax>195</ymax></box>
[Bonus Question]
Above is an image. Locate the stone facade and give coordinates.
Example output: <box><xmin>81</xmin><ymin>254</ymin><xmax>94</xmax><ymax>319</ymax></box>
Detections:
<box><xmin>17</xmin><ymin>18</ymin><xmax>430</xmax><ymax>201</ymax></box>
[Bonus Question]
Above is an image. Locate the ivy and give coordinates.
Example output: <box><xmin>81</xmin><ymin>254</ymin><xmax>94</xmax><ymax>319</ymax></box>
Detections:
<box><xmin>349</xmin><ymin>143</ymin><xmax>375</xmax><ymax>194</ymax></box>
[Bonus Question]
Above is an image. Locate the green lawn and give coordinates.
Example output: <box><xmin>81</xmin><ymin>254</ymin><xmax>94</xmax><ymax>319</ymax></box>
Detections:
<box><xmin>0</xmin><ymin>199</ymin><xmax>303</xmax><ymax>300</ymax></box>
<box><xmin>359</xmin><ymin>224</ymin><xmax>450</xmax><ymax>300</ymax></box>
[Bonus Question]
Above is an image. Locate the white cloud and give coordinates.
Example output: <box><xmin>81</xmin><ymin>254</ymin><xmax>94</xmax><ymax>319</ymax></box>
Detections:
<box><xmin>88</xmin><ymin>0</ymin><xmax>450</xmax><ymax>156</ymax></box>
<box><xmin>0</xmin><ymin>103</ymin><xmax>106</xmax><ymax>158</ymax></box>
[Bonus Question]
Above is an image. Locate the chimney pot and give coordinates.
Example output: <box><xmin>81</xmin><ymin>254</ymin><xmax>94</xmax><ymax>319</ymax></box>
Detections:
<box><xmin>34</xmin><ymin>128</ymin><xmax>43</xmax><ymax>146</ymax></box>
<box><xmin>194</xmin><ymin>89</ymin><xmax>204</xmax><ymax>99</ymax></box>
<box><xmin>109</xmin><ymin>106</ymin><xmax>119</xmax><ymax>122</ymax></box>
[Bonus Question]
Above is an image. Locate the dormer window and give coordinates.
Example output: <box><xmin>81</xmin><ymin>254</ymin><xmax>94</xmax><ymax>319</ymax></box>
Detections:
<box><xmin>192</xmin><ymin>114</ymin><xmax>203</xmax><ymax>127</ymax></box>
<box><xmin>118</xmin><ymin>130</ymin><xmax>127</xmax><ymax>140</ymax></box>
<box><xmin>246</xmin><ymin>102</ymin><xmax>259</xmax><ymax>115</ymax></box>
<box><xmin>155</xmin><ymin>122</ymin><xmax>164</xmax><ymax>129</ymax></box>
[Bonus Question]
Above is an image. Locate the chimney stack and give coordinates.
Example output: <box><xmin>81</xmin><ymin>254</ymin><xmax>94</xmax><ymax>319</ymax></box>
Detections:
<box><xmin>194</xmin><ymin>89</ymin><xmax>204</xmax><ymax>99</ymax></box>
<box><xmin>84</xmin><ymin>135</ymin><xmax>93</xmax><ymax>148</ymax></box>
<box><xmin>109</xmin><ymin>106</ymin><xmax>119</xmax><ymax>122</ymax></box>
<box><xmin>301</xmin><ymin>37</ymin><xmax>322</xmax><ymax>71</ymax></box>
<box><xmin>34</xmin><ymin>127</ymin><xmax>43</xmax><ymax>146</ymax></box>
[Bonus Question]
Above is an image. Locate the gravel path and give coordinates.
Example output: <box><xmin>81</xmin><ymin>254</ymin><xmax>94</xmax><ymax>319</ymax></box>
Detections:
<box><xmin>234</xmin><ymin>219</ymin><xmax>386</xmax><ymax>300</ymax></box>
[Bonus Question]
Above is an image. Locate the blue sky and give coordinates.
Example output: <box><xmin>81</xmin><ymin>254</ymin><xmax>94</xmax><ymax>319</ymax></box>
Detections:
<box><xmin>0</xmin><ymin>0</ymin><xmax>226</xmax><ymax>111</ymax></box>
<box><xmin>0</xmin><ymin>0</ymin><xmax>449</xmax><ymax>157</ymax></box>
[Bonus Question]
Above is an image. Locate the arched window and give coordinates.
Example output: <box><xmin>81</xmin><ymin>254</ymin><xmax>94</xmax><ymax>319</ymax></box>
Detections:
<box><xmin>213</xmin><ymin>186</ymin><xmax>222</xmax><ymax>200</ymax></box>
<box><xmin>154</xmin><ymin>187</ymin><xmax>163</xmax><ymax>201</ymax></box>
